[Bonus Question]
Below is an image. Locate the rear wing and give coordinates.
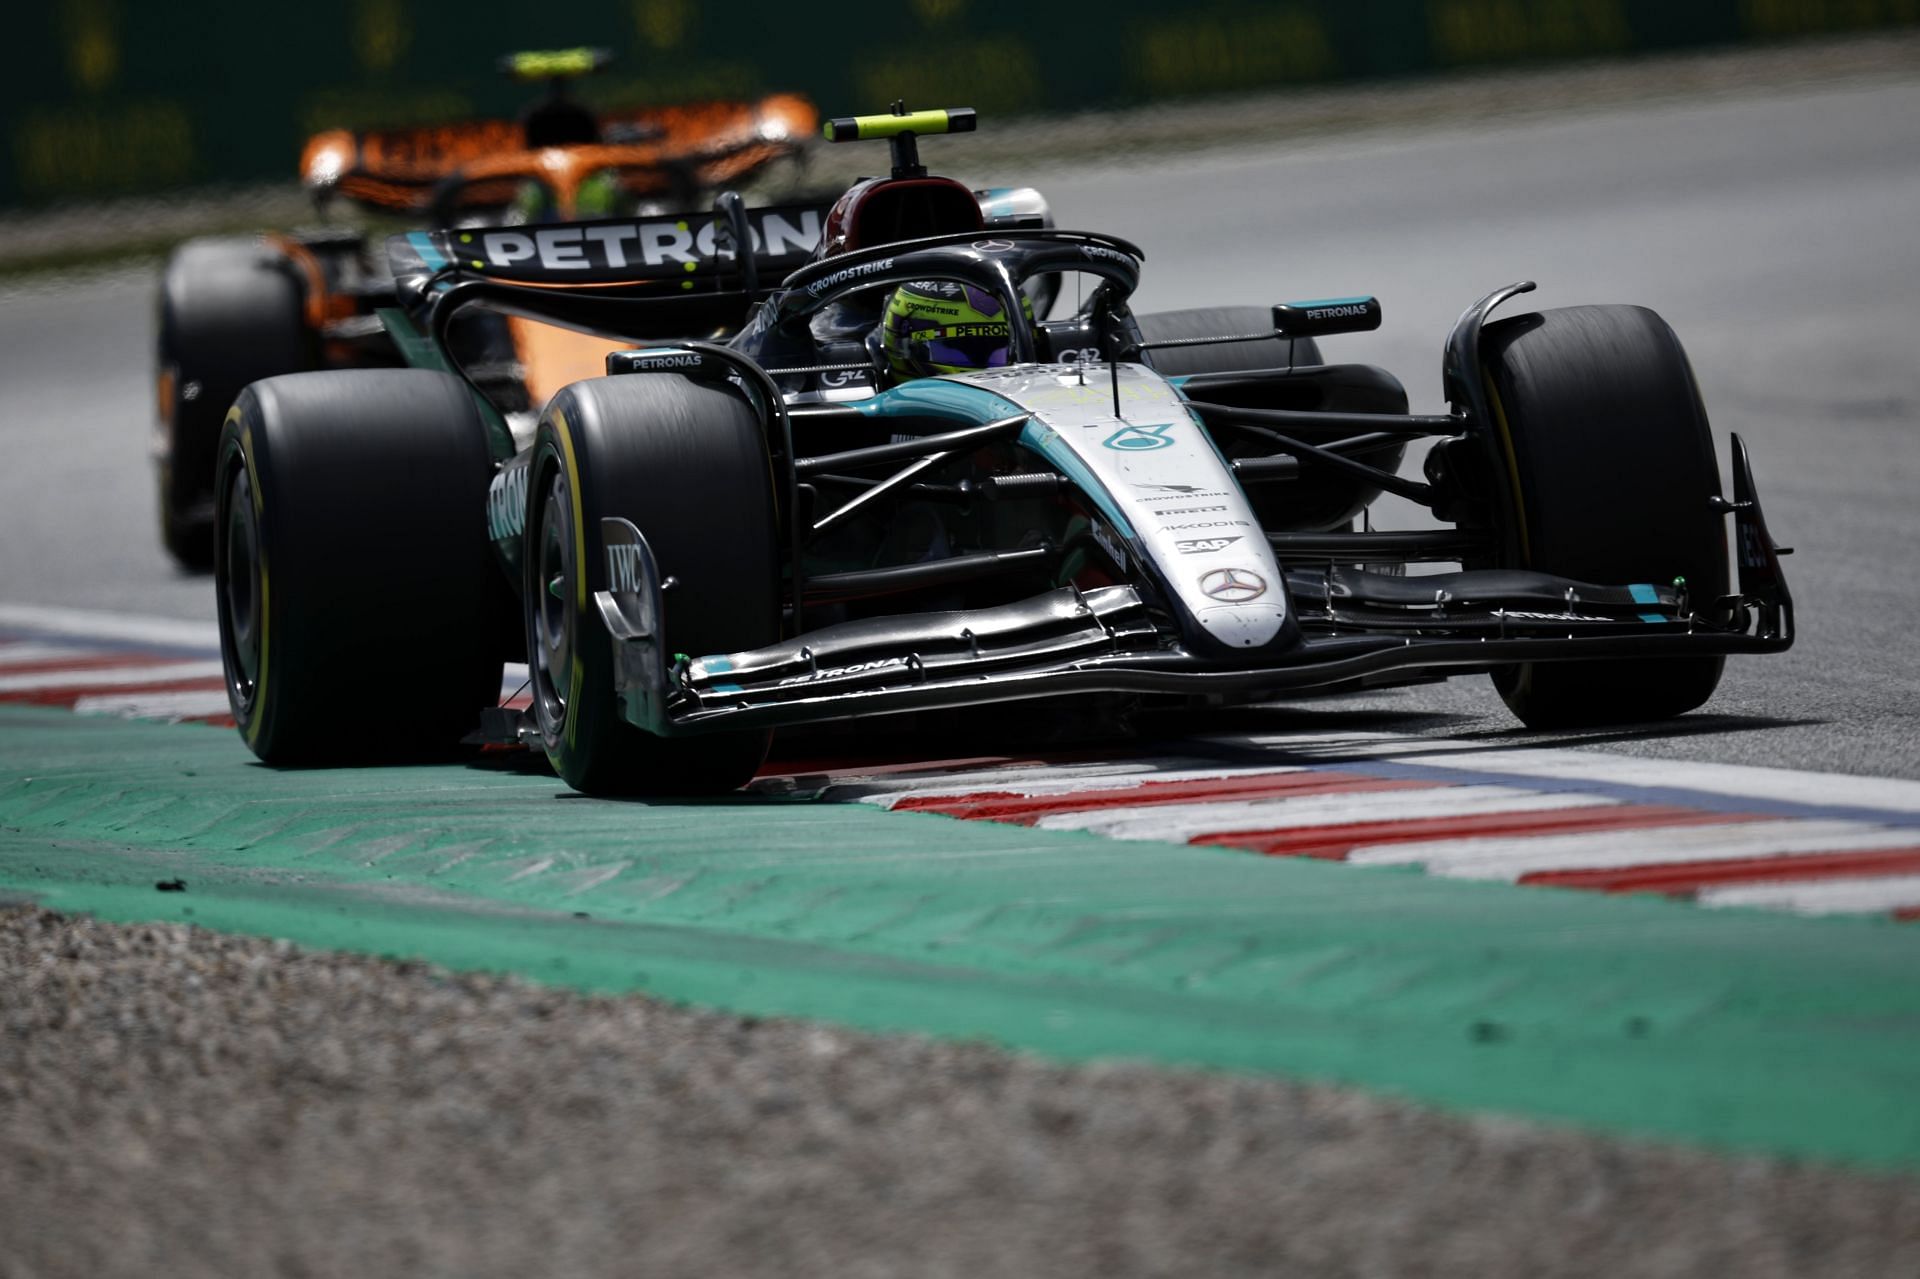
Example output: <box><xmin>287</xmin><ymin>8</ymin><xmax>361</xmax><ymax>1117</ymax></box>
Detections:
<box><xmin>301</xmin><ymin>94</ymin><xmax>817</xmax><ymax>215</ymax></box>
<box><xmin>387</xmin><ymin>199</ymin><xmax>831</xmax><ymax>303</ymax></box>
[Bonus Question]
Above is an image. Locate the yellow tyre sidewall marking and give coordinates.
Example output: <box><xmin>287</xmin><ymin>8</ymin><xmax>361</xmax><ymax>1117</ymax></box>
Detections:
<box><xmin>231</xmin><ymin>407</ymin><xmax>270</xmax><ymax>750</ymax></box>
<box><xmin>549</xmin><ymin>408</ymin><xmax>588</xmax><ymax>751</ymax></box>
<box><xmin>1482</xmin><ymin>373</ymin><xmax>1532</xmax><ymax>567</ymax></box>
<box><xmin>1481</xmin><ymin>375</ymin><xmax>1537</xmax><ymax>699</ymax></box>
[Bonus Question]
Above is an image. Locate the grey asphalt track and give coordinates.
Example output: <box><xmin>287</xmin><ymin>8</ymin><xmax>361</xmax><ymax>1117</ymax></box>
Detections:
<box><xmin>2</xmin><ymin>74</ymin><xmax>1916</xmax><ymax>776</ymax></box>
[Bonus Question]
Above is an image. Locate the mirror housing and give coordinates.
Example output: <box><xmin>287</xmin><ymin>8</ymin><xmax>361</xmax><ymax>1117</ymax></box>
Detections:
<box><xmin>1272</xmin><ymin>296</ymin><xmax>1382</xmax><ymax>338</ymax></box>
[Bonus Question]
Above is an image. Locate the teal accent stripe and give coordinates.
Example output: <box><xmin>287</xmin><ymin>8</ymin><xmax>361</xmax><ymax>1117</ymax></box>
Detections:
<box><xmin>1629</xmin><ymin>583</ymin><xmax>1661</xmax><ymax>605</ymax></box>
<box><xmin>977</xmin><ymin>187</ymin><xmax>1014</xmax><ymax>213</ymax></box>
<box><xmin>1640</xmin><ymin>613</ymin><xmax>1669</xmax><ymax>624</ymax></box>
<box><xmin>407</xmin><ymin>231</ymin><xmax>449</xmax><ymax>271</ymax></box>
<box><xmin>855</xmin><ymin>379</ymin><xmax>1136</xmax><ymax>538</ymax></box>
<box><xmin>1287</xmin><ymin>295</ymin><xmax>1372</xmax><ymax>308</ymax></box>
<box><xmin>702</xmin><ymin>655</ymin><xmax>743</xmax><ymax>692</ymax></box>
<box><xmin>861</xmin><ymin>376</ymin><xmax>1024</xmax><ymax>424</ymax></box>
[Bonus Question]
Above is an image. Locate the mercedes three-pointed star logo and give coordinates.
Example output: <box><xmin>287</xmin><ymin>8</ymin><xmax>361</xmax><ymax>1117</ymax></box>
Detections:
<box><xmin>1199</xmin><ymin>567</ymin><xmax>1267</xmax><ymax>603</ymax></box>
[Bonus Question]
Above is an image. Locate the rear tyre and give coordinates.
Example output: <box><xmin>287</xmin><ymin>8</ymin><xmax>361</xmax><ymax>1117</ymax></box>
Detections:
<box><xmin>1138</xmin><ymin>306</ymin><xmax>1322</xmax><ymax>376</ymax></box>
<box><xmin>215</xmin><ymin>370</ymin><xmax>506</xmax><ymax>763</ymax></box>
<box><xmin>525</xmin><ymin>376</ymin><xmax>778</xmax><ymax>796</ymax></box>
<box><xmin>157</xmin><ymin>238</ymin><xmax>312</xmax><ymax>572</ymax></box>
<box><xmin>1481</xmin><ymin>305</ymin><xmax>1728</xmax><ymax>728</ymax></box>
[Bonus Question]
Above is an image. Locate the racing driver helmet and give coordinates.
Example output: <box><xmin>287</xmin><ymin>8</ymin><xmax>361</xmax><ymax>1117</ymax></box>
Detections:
<box><xmin>874</xmin><ymin>279</ymin><xmax>1028</xmax><ymax>380</ymax></box>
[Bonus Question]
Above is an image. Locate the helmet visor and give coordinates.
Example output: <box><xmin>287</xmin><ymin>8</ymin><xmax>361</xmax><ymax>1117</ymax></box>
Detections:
<box><xmin>918</xmin><ymin>325</ymin><xmax>1011</xmax><ymax>371</ymax></box>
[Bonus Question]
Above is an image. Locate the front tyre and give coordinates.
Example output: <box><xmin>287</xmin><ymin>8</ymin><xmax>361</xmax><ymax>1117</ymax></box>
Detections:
<box><xmin>1481</xmin><ymin>305</ymin><xmax>1729</xmax><ymax>728</ymax></box>
<box><xmin>525</xmin><ymin>375</ymin><xmax>778</xmax><ymax>796</ymax></box>
<box><xmin>215</xmin><ymin>370</ymin><xmax>507</xmax><ymax>762</ymax></box>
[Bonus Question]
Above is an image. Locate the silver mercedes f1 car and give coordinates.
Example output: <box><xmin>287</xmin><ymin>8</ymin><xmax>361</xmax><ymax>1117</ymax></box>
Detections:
<box><xmin>212</xmin><ymin>106</ymin><xmax>1794</xmax><ymax>795</ymax></box>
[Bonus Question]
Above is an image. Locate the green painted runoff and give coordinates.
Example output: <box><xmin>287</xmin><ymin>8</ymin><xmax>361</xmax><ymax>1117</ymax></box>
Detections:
<box><xmin>4</xmin><ymin>704</ymin><xmax>1919</xmax><ymax>1170</ymax></box>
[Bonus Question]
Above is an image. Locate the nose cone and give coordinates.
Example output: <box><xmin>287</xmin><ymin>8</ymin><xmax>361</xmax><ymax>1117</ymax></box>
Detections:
<box><xmin>1190</xmin><ymin>566</ymin><xmax>1295</xmax><ymax>651</ymax></box>
<box><xmin>1195</xmin><ymin>601</ymin><xmax>1293</xmax><ymax>650</ymax></box>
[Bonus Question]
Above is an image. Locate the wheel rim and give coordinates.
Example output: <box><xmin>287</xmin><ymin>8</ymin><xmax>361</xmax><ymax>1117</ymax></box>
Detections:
<box><xmin>530</xmin><ymin>466</ymin><xmax>575</xmax><ymax>743</ymax></box>
<box><xmin>217</xmin><ymin>461</ymin><xmax>262</xmax><ymax>718</ymax></box>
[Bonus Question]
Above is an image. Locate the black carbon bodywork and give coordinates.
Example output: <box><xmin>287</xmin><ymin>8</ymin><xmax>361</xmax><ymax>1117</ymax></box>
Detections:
<box><xmin>374</xmin><ymin>197</ymin><xmax>1792</xmax><ymax>743</ymax></box>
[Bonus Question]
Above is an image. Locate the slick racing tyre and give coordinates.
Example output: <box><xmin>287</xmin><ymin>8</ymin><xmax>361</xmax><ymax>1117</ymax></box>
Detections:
<box><xmin>157</xmin><ymin>238</ymin><xmax>312</xmax><ymax>572</ymax></box>
<box><xmin>1481</xmin><ymin>305</ymin><xmax>1729</xmax><ymax>728</ymax></box>
<box><xmin>524</xmin><ymin>375</ymin><xmax>779</xmax><ymax>797</ymax></box>
<box><xmin>1137</xmin><ymin>306</ymin><xmax>1322</xmax><ymax>376</ymax></box>
<box><xmin>215</xmin><ymin>370</ymin><xmax>508</xmax><ymax>763</ymax></box>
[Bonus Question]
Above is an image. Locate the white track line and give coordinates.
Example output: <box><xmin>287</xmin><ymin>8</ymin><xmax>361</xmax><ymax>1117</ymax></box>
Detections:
<box><xmin>0</xmin><ymin>661</ymin><xmax>226</xmax><ymax>693</ymax></box>
<box><xmin>1034</xmin><ymin>787</ymin><xmax>1613</xmax><ymax>841</ymax></box>
<box><xmin>0</xmin><ymin>642</ymin><xmax>109</xmax><ymax>667</ymax></box>
<box><xmin>1203</xmin><ymin>731</ymin><xmax>1493</xmax><ymax>758</ymax></box>
<box><xmin>770</xmin><ymin>757</ymin><xmax>1238</xmax><ymax>803</ymax></box>
<box><xmin>1391</xmin><ymin>748</ymin><xmax>1920</xmax><ymax>816</ymax></box>
<box><xmin>1349</xmin><ymin>819</ymin><xmax>1920</xmax><ymax>880</ymax></box>
<box><xmin>1204</xmin><ymin>729</ymin><xmax>1920</xmax><ymax>817</ymax></box>
<box><xmin>70</xmin><ymin>690</ymin><xmax>234</xmax><ymax>721</ymax></box>
<box><xmin>0</xmin><ymin>605</ymin><xmax>219</xmax><ymax>651</ymax></box>
<box><xmin>1701</xmin><ymin>875</ymin><xmax>1920</xmax><ymax>916</ymax></box>
<box><xmin>850</xmin><ymin>763</ymin><xmax>1316</xmax><ymax>808</ymax></box>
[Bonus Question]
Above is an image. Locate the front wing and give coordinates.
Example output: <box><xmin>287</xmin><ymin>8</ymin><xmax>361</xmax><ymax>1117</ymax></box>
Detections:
<box><xmin>586</xmin><ymin>431</ymin><xmax>1792</xmax><ymax>735</ymax></box>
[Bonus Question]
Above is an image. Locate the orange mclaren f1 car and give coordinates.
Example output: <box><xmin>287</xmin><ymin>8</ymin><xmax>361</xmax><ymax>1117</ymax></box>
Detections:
<box><xmin>154</xmin><ymin>48</ymin><xmax>816</xmax><ymax>570</ymax></box>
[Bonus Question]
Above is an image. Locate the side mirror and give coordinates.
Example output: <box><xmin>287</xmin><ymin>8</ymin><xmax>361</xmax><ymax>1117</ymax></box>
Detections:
<box><xmin>1272</xmin><ymin>296</ymin><xmax>1382</xmax><ymax>338</ymax></box>
<box><xmin>607</xmin><ymin>347</ymin><xmax>738</xmax><ymax>384</ymax></box>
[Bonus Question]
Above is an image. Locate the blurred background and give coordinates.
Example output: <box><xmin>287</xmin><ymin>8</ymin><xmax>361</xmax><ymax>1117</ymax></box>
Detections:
<box><xmin>6</xmin><ymin>0</ymin><xmax>1916</xmax><ymax>210</ymax></box>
